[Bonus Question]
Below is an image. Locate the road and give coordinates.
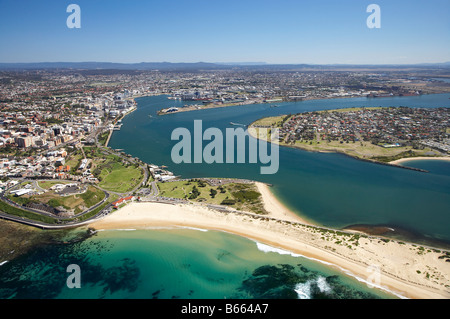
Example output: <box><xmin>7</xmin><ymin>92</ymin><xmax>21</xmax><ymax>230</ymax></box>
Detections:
<box><xmin>0</xmin><ymin>114</ymin><xmax>150</xmax><ymax>229</ymax></box>
<box><xmin>0</xmin><ymin>178</ymin><xmax>111</xmax><ymax>224</ymax></box>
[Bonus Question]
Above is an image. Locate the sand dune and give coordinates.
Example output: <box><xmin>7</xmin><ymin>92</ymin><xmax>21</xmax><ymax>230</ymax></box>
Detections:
<box><xmin>89</xmin><ymin>186</ymin><xmax>450</xmax><ymax>299</ymax></box>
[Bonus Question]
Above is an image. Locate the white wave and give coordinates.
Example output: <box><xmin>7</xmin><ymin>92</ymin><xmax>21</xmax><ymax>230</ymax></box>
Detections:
<box><xmin>99</xmin><ymin>226</ymin><xmax>209</xmax><ymax>232</ymax></box>
<box><xmin>294</xmin><ymin>277</ymin><xmax>332</xmax><ymax>299</ymax></box>
<box><xmin>177</xmin><ymin>226</ymin><xmax>209</xmax><ymax>232</ymax></box>
<box><xmin>337</xmin><ymin>268</ymin><xmax>408</xmax><ymax>299</ymax></box>
<box><xmin>142</xmin><ymin>226</ymin><xmax>178</xmax><ymax>230</ymax></box>
<box><xmin>140</xmin><ymin>226</ymin><xmax>209</xmax><ymax>232</ymax></box>
<box><xmin>253</xmin><ymin>240</ymin><xmax>408</xmax><ymax>299</ymax></box>
<box><xmin>255</xmin><ymin>242</ymin><xmax>302</xmax><ymax>257</ymax></box>
<box><xmin>94</xmin><ymin>228</ymin><xmax>137</xmax><ymax>232</ymax></box>
<box><xmin>255</xmin><ymin>241</ymin><xmax>334</xmax><ymax>266</ymax></box>
<box><xmin>294</xmin><ymin>282</ymin><xmax>311</xmax><ymax>299</ymax></box>
<box><xmin>0</xmin><ymin>261</ymin><xmax>8</xmax><ymax>266</ymax></box>
<box><xmin>317</xmin><ymin>276</ymin><xmax>332</xmax><ymax>293</ymax></box>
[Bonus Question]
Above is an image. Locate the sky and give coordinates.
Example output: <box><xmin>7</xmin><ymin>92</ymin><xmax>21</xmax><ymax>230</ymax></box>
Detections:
<box><xmin>0</xmin><ymin>0</ymin><xmax>449</xmax><ymax>64</ymax></box>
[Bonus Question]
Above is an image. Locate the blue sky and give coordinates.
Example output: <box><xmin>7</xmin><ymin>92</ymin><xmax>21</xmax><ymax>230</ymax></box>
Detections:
<box><xmin>0</xmin><ymin>0</ymin><xmax>449</xmax><ymax>64</ymax></box>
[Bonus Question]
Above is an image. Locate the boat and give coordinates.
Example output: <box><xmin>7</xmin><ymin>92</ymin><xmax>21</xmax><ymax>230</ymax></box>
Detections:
<box><xmin>271</xmin><ymin>104</ymin><xmax>280</xmax><ymax>107</ymax></box>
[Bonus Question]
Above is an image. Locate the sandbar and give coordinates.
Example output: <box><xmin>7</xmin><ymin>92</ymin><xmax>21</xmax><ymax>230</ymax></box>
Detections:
<box><xmin>89</xmin><ymin>199</ymin><xmax>450</xmax><ymax>299</ymax></box>
<box><xmin>389</xmin><ymin>156</ymin><xmax>450</xmax><ymax>165</ymax></box>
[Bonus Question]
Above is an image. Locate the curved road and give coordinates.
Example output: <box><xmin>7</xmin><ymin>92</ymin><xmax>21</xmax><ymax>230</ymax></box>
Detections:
<box><xmin>0</xmin><ymin>178</ymin><xmax>112</xmax><ymax>228</ymax></box>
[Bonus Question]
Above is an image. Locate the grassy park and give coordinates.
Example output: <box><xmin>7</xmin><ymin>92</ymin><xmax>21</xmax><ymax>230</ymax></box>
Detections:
<box><xmin>81</xmin><ymin>148</ymin><xmax>144</xmax><ymax>193</ymax></box>
<box><xmin>8</xmin><ymin>184</ymin><xmax>106</xmax><ymax>215</ymax></box>
<box><xmin>287</xmin><ymin>138</ymin><xmax>438</xmax><ymax>160</ymax></box>
<box><xmin>38</xmin><ymin>180</ymin><xmax>72</xmax><ymax>190</ymax></box>
<box><xmin>97</xmin><ymin>161</ymin><xmax>143</xmax><ymax>193</ymax></box>
<box><xmin>157</xmin><ymin>179</ymin><xmax>268</xmax><ymax>215</ymax></box>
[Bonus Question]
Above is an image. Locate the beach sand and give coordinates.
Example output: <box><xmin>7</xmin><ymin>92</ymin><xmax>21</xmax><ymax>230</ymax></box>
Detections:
<box><xmin>389</xmin><ymin>156</ymin><xmax>450</xmax><ymax>165</ymax></box>
<box><xmin>254</xmin><ymin>182</ymin><xmax>311</xmax><ymax>224</ymax></box>
<box><xmin>89</xmin><ymin>194</ymin><xmax>450</xmax><ymax>300</ymax></box>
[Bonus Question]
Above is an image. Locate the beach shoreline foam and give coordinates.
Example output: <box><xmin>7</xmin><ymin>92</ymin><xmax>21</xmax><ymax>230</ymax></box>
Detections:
<box><xmin>88</xmin><ymin>197</ymin><xmax>450</xmax><ymax>299</ymax></box>
<box><xmin>389</xmin><ymin>156</ymin><xmax>450</xmax><ymax>165</ymax></box>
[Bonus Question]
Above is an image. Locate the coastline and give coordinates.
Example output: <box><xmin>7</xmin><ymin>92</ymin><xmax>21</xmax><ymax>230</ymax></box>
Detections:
<box><xmin>156</xmin><ymin>94</ymin><xmax>378</xmax><ymax>116</ymax></box>
<box><xmin>247</xmin><ymin>125</ymin><xmax>442</xmax><ymax>172</ymax></box>
<box><xmin>156</xmin><ymin>92</ymin><xmax>450</xmax><ymax>116</ymax></box>
<box><xmin>89</xmin><ymin>94</ymin><xmax>450</xmax><ymax>299</ymax></box>
<box><xmin>157</xmin><ymin>100</ymin><xmax>261</xmax><ymax>115</ymax></box>
<box><xmin>88</xmin><ymin>201</ymin><xmax>450</xmax><ymax>299</ymax></box>
<box><xmin>389</xmin><ymin>156</ymin><xmax>450</xmax><ymax>165</ymax></box>
<box><xmin>254</xmin><ymin>182</ymin><xmax>311</xmax><ymax>225</ymax></box>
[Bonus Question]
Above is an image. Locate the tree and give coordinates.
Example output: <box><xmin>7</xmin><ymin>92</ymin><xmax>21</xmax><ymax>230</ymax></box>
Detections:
<box><xmin>210</xmin><ymin>188</ymin><xmax>217</xmax><ymax>198</ymax></box>
<box><xmin>189</xmin><ymin>185</ymin><xmax>200</xmax><ymax>200</ymax></box>
<box><xmin>198</xmin><ymin>180</ymin><xmax>206</xmax><ymax>187</ymax></box>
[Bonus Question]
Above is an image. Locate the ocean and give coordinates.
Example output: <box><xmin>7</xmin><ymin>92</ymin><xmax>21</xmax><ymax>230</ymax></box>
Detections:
<box><xmin>1</xmin><ymin>93</ymin><xmax>449</xmax><ymax>300</ymax></box>
<box><xmin>109</xmin><ymin>93</ymin><xmax>450</xmax><ymax>245</ymax></box>
<box><xmin>0</xmin><ymin>227</ymin><xmax>397</xmax><ymax>299</ymax></box>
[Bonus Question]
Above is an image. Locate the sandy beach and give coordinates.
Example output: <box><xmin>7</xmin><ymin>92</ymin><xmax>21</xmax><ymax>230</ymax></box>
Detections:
<box><xmin>89</xmin><ymin>186</ymin><xmax>450</xmax><ymax>299</ymax></box>
<box><xmin>254</xmin><ymin>182</ymin><xmax>311</xmax><ymax>224</ymax></box>
<box><xmin>389</xmin><ymin>156</ymin><xmax>450</xmax><ymax>165</ymax></box>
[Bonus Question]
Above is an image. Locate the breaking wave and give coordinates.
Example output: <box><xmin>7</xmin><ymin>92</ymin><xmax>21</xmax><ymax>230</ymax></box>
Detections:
<box><xmin>254</xmin><ymin>240</ymin><xmax>407</xmax><ymax>299</ymax></box>
<box><xmin>294</xmin><ymin>276</ymin><xmax>332</xmax><ymax>299</ymax></box>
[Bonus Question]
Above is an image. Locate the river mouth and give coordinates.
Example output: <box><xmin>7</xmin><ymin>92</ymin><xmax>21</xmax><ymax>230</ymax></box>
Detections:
<box><xmin>109</xmin><ymin>94</ymin><xmax>450</xmax><ymax>244</ymax></box>
<box><xmin>343</xmin><ymin>224</ymin><xmax>450</xmax><ymax>250</ymax></box>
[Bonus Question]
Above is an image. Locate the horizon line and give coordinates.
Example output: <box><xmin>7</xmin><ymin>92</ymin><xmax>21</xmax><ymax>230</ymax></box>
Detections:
<box><xmin>1</xmin><ymin>61</ymin><xmax>450</xmax><ymax>66</ymax></box>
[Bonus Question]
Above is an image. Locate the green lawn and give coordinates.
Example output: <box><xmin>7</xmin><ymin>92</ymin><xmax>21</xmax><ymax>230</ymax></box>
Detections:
<box><xmin>65</xmin><ymin>153</ymin><xmax>83</xmax><ymax>170</ymax></box>
<box><xmin>287</xmin><ymin>139</ymin><xmax>438</xmax><ymax>161</ymax></box>
<box><xmin>251</xmin><ymin>115</ymin><xmax>291</xmax><ymax>128</ymax></box>
<box><xmin>98</xmin><ymin>162</ymin><xmax>143</xmax><ymax>193</ymax></box>
<box><xmin>157</xmin><ymin>180</ymin><xmax>268</xmax><ymax>215</ymax></box>
<box><xmin>38</xmin><ymin>181</ymin><xmax>72</xmax><ymax>190</ymax></box>
<box><xmin>84</xmin><ymin>149</ymin><xmax>144</xmax><ymax>193</ymax></box>
<box><xmin>75</xmin><ymin>201</ymin><xmax>109</xmax><ymax>222</ymax></box>
<box><xmin>98</xmin><ymin>131</ymin><xmax>111</xmax><ymax>146</ymax></box>
<box><xmin>157</xmin><ymin>180</ymin><xmax>233</xmax><ymax>205</ymax></box>
<box><xmin>0</xmin><ymin>200</ymin><xmax>58</xmax><ymax>224</ymax></box>
<box><xmin>10</xmin><ymin>184</ymin><xmax>106</xmax><ymax>215</ymax></box>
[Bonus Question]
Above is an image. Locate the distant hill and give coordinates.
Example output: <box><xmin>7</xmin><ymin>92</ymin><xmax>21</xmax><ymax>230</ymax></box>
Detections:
<box><xmin>214</xmin><ymin>62</ymin><xmax>268</xmax><ymax>66</ymax></box>
<box><xmin>0</xmin><ymin>61</ymin><xmax>449</xmax><ymax>71</ymax></box>
<box><xmin>0</xmin><ymin>62</ymin><xmax>227</xmax><ymax>71</ymax></box>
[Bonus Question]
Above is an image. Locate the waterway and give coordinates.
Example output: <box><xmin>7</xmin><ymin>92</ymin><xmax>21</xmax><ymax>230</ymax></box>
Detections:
<box><xmin>109</xmin><ymin>93</ymin><xmax>450</xmax><ymax>245</ymax></box>
<box><xmin>2</xmin><ymin>93</ymin><xmax>448</xmax><ymax>300</ymax></box>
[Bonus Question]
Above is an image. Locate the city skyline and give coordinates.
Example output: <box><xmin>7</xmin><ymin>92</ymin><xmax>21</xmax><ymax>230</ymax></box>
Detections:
<box><xmin>0</xmin><ymin>0</ymin><xmax>449</xmax><ymax>65</ymax></box>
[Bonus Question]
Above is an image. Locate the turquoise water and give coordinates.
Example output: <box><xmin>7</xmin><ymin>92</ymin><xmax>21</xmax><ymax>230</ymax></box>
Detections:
<box><xmin>2</xmin><ymin>94</ymin><xmax>449</xmax><ymax>300</ymax></box>
<box><xmin>109</xmin><ymin>94</ymin><xmax>450</xmax><ymax>243</ymax></box>
<box><xmin>0</xmin><ymin>228</ymin><xmax>397</xmax><ymax>299</ymax></box>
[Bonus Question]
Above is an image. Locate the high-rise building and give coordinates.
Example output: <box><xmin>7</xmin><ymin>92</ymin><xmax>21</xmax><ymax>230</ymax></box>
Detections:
<box><xmin>16</xmin><ymin>136</ymin><xmax>32</xmax><ymax>148</ymax></box>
